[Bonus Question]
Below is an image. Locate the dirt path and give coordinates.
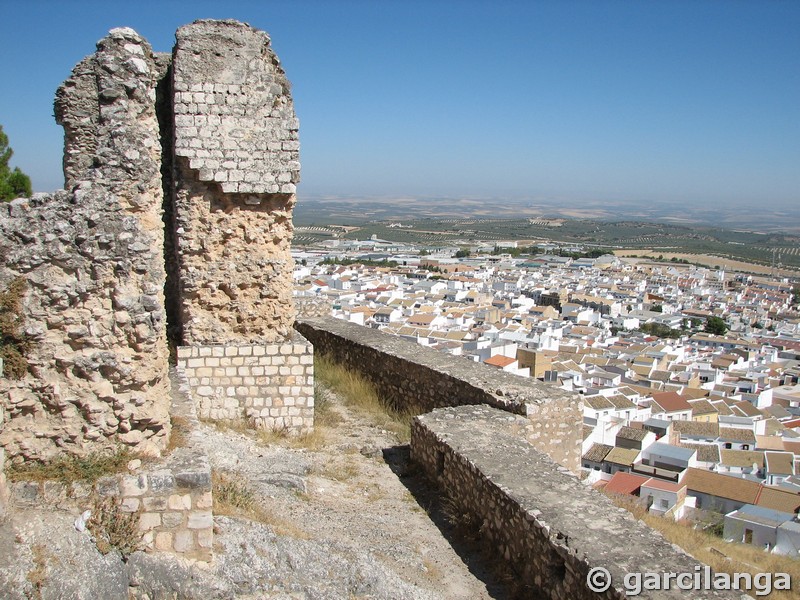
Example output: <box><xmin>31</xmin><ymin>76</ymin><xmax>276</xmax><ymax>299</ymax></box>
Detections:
<box><xmin>197</xmin><ymin>385</ymin><xmax>510</xmax><ymax>599</ymax></box>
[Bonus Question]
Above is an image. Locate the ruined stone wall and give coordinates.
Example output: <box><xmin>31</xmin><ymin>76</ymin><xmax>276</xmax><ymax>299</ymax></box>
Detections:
<box><xmin>11</xmin><ymin>377</ymin><xmax>213</xmax><ymax>563</ymax></box>
<box><xmin>177</xmin><ymin>332</ymin><xmax>313</xmax><ymax>432</ymax></box>
<box><xmin>0</xmin><ymin>28</ymin><xmax>171</xmax><ymax>461</ymax></box>
<box><xmin>296</xmin><ymin>317</ymin><xmax>582</xmax><ymax>472</ymax></box>
<box><xmin>171</xmin><ymin>20</ymin><xmax>300</xmax><ymax>345</ymax></box>
<box><xmin>412</xmin><ymin>406</ymin><xmax>738</xmax><ymax>600</ymax></box>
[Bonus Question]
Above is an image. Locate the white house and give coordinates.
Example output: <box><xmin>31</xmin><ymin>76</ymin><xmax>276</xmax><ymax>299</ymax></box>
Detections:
<box><xmin>640</xmin><ymin>478</ymin><xmax>695</xmax><ymax>520</ymax></box>
<box><xmin>724</xmin><ymin>504</ymin><xmax>795</xmax><ymax>551</ymax></box>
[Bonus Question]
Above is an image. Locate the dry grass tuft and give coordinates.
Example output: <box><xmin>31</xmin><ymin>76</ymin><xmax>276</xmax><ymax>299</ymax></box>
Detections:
<box><xmin>610</xmin><ymin>494</ymin><xmax>800</xmax><ymax>600</ymax></box>
<box><xmin>26</xmin><ymin>544</ymin><xmax>48</xmax><ymax>600</ymax></box>
<box><xmin>314</xmin><ymin>354</ymin><xmax>415</xmax><ymax>442</ymax></box>
<box><xmin>212</xmin><ymin>470</ymin><xmax>308</xmax><ymax>539</ymax></box>
<box><xmin>315</xmin><ymin>458</ymin><xmax>360</xmax><ymax>483</ymax></box>
<box><xmin>7</xmin><ymin>447</ymin><xmax>137</xmax><ymax>485</ymax></box>
<box><xmin>203</xmin><ymin>417</ymin><xmax>328</xmax><ymax>451</ymax></box>
<box><xmin>256</xmin><ymin>425</ymin><xmax>328</xmax><ymax>451</ymax></box>
<box><xmin>166</xmin><ymin>415</ymin><xmax>191</xmax><ymax>453</ymax></box>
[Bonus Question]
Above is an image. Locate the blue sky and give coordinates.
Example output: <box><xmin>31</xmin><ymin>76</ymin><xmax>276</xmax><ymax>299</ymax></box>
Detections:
<box><xmin>0</xmin><ymin>0</ymin><xmax>798</xmax><ymax>209</ymax></box>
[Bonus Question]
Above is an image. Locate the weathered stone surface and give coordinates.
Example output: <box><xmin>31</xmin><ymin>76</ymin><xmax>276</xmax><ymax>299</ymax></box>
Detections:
<box><xmin>171</xmin><ymin>20</ymin><xmax>299</xmax><ymax>345</ymax></box>
<box><xmin>0</xmin><ymin>27</ymin><xmax>171</xmax><ymax>461</ymax></box>
<box><xmin>172</xmin><ymin>20</ymin><xmax>299</xmax><ymax>194</ymax></box>
<box><xmin>1</xmin><ymin>19</ymin><xmax>302</xmax><ymax>461</ymax></box>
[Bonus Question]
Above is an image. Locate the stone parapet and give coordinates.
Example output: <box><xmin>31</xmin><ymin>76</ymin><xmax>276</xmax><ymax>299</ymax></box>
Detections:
<box><xmin>295</xmin><ymin>316</ymin><xmax>581</xmax><ymax>471</ymax></box>
<box><xmin>176</xmin><ymin>332</ymin><xmax>313</xmax><ymax>433</ymax></box>
<box><xmin>412</xmin><ymin>406</ymin><xmax>744</xmax><ymax>600</ymax></box>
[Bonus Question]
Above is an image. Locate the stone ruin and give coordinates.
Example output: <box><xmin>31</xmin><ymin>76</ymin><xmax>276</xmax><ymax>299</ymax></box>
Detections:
<box><xmin>0</xmin><ymin>20</ymin><xmax>304</xmax><ymax>465</ymax></box>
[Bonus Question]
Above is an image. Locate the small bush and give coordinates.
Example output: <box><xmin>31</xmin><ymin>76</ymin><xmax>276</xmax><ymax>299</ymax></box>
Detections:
<box><xmin>166</xmin><ymin>415</ymin><xmax>191</xmax><ymax>453</ymax></box>
<box><xmin>212</xmin><ymin>470</ymin><xmax>256</xmax><ymax>515</ymax></box>
<box><xmin>88</xmin><ymin>494</ymin><xmax>142</xmax><ymax>559</ymax></box>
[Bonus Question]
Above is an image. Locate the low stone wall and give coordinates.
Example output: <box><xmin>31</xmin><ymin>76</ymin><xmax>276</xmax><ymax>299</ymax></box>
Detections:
<box><xmin>176</xmin><ymin>331</ymin><xmax>314</xmax><ymax>433</ymax></box>
<box><xmin>295</xmin><ymin>316</ymin><xmax>581</xmax><ymax>471</ymax></box>
<box><xmin>10</xmin><ymin>372</ymin><xmax>213</xmax><ymax>563</ymax></box>
<box><xmin>412</xmin><ymin>406</ymin><xmax>741</xmax><ymax>600</ymax></box>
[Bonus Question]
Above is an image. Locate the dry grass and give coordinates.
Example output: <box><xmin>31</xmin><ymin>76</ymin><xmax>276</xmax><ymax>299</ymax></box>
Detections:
<box><xmin>256</xmin><ymin>425</ymin><xmax>328</xmax><ymax>451</ymax></box>
<box><xmin>166</xmin><ymin>415</ymin><xmax>191</xmax><ymax>453</ymax></box>
<box><xmin>212</xmin><ymin>470</ymin><xmax>308</xmax><ymax>539</ymax></box>
<box><xmin>88</xmin><ymin>494</ymin><xmax>142</xmax><ymax>559</ymax></box>
<box><xmin>26</xmin><ymin>544</ymin><xmax>48</xmax><ymax>600</ymax></box>
<box><xmin>314</xmin><ymin>354</ymin><xmax>415</xmax><ymax>442</ymax></box>
<box><xmin>7</xmin><ymin>447</ymin><xmax>137</xmax><ymax>485</ymax></box>
<box><xmin>610</xmin><ymin>494</ymin><xmax>800</xmax><ymax>600</ymax></box>
<box><xmin>315</xmin><ymin>457</ymin><xmax>360</xmax><ymax>483</ymax></box>
<box><xmin>202</xmin><ymin>417</ymin><xmax>329</xmax><ymax>451</ymax></box>
<box><xmin>0</xmin><ymin>276</ymin><xmax>33</xmax><ymax>379</ymax></box>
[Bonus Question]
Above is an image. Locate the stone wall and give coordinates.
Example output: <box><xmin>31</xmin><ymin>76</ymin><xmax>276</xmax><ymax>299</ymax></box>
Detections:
<box><xmin>412</xmin><ymin>406</ymin><xmax>740</xmax><ymax>600</ymax></box>
<box><xmin>170</xmin><ymin>20</ymin><xmax>299</xmax><ymax>345</ymax></box>
<box><xmin>10</xmin><ymin>376</ymin><xmax>213</xmax><ymax>563</ymax></box>
<box><xmin>295</xmin><ymin>316</ymin><xmax>582</xmax><ymax>472</ymax></box>
<box><xmin>0</xmin><ymin>28</ymin><xmax>171</xmax><ymax>461</ymax></box>
<box><xmin>0</xmin><ymin>20</ymin><xmax>303</xmax><ymax>462</ymax></box>
<box><xmin>177</xmin><ymin>332</ymin><xmax>313</xmax><ymax>433</ymax></box>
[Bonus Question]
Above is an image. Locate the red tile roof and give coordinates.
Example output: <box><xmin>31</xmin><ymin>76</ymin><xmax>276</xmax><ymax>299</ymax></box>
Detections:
<box><xmin>604</xmin><ymin>472</ymin><xmax>650</xmax><ymax>496</ymax></box>
<box><xmin>642</xmin><ymin>478</ymin><xmax>685</xmax><ymax>493</ymax></box>
<box><xmin>484</xmin><ymin>355</ymin><xmax>516</xmax><ymax>368</ymax></box>
<box><xmin>650</xmin><ymin>391</ymin><xmax>693</xmax><ymax>414</ymax></box>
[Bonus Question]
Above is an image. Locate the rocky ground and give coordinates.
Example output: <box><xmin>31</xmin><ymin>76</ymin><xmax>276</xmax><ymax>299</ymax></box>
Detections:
<box><xmin>0</xmin><ymin>385</ymin><xmax>515</xmax><ymax>599</ymax></box>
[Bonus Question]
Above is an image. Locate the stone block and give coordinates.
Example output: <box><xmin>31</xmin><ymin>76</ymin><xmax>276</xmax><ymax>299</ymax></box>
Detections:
<box><xmin>173</xmin><ymin>530</ymin><xmax>194</xmax><ymax>553</ymax></box>
<box><xmin>188</xmin><ymin>510</ymin><xmax>213</xmax><ymax>529</ymax></box>
<box><xmin>162</xmin><ymin>512</ymin><xmax>184</xmax><ymax>528</ymax></box>
<box><xmin>168</xmin><ymin>493</ymin><xmax>192</xmax><ymax>510</ymax></box>
<box><xmin>197</xmin><ymin>528</ymin><xmax>213</xmax><ymax>549</ymax></box>
<box><xmin>142</xmin><ymin>496</ymin><xmax>169</xmax><ymax>511</ymax></box>
<box><xmin>120</xmin><ymin>497</ymin><xmax>141</xmax><ymax>513</ymax></box>
<box><xmin>195</xmin><ymin>491</ymin><xmax>213</xmax><ymax>509</ymax></box>
<box><xmin>155</xmin><ymin>531</ymin><xmax>173</xmax><ymax>551</ymax></box>
<box><xmin>139</xmin><ymin>512</ymin><xmax>161</xmax><ymax>531</ymax></box>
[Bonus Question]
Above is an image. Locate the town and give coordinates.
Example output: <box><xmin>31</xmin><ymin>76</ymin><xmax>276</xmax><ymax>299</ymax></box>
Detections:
<box><xmin>293</xmin><ymin>229</ymin><xmax>800</xmax><ymax>554</ymax></box>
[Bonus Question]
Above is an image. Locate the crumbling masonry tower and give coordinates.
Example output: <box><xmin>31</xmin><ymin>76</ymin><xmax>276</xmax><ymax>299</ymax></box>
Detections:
<box><xmin>0</xmin><ymin>20</ymin><xmax>309</xmax><ymax>464</ymax></box>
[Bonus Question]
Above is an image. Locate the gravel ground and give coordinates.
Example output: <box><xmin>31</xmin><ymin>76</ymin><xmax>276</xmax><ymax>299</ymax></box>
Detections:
<box><xmin>0</xmin><ymin>386</ymin><xmax>511</xmax><ymax>599</ymax></box>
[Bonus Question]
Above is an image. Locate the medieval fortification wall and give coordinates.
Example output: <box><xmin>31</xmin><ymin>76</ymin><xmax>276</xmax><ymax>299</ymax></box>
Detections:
<box><xmin>0</xmin><ymin>21</ymin><xmax>302</xmax><ymax>464</ymax></box>
<box><xmin>296</xmin><ymin>316</ymin><xmax>582</xmax><ymax>472</ymax></box>
<box><xmin>0</xmin><ymin>21</ymin><xmax>745</xmax><ymax>593</ymax></box>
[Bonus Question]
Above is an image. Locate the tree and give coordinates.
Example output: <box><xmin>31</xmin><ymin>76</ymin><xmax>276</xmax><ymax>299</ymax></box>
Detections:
<box><xmin>454</xmin><ymin>249</ymin><xmax>470</xmax><ymax>258</ymax></box>
<box><xmin>704</xmin><ymin>316</ymin><xmax>728</xmax><ymax>336</ymax></box>
<box><xmin>0</xmin><ymin>125</ymin><xmax>32</xmax><ymax>202</ymax></box>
